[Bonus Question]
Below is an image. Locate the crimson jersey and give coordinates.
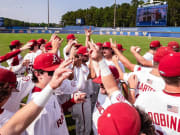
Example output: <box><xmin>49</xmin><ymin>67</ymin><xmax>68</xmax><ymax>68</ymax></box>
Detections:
<box><xmin>135</xmin><ymin>90</ymin><xmax>180</xmax><ymax>135</ymax></box>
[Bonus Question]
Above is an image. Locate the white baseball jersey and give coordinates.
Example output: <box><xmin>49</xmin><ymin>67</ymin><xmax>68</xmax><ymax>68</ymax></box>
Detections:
<box><xmin>72</xmin><ymin>64</ymin><xmax>93</xmax><ymax>135</ymax></box>
<box><xmin>55</xmin><ymin>79</ymin><xmax>77</xmax><ymax>95</ymax></box>
<box><xmin>63</xmin><ymin>45</ymin><xmax>70</xmax><ymax>60</ymax></box>
<box><xmin>23</xmin><ymin>51</ymin><xmax>39</xmax><ymax>74</ymax></box>
<box><xmin>26</xmin><ymin>87</ymin><xmax>69</xmax><ymax>135</ymax></box>
<box><xmin>92</xmin><ymin>90</ymin><xmax>129</xmax><ymax>135</ymax></box>
<box><xmin>105</xmin><ymin>59</ymin><xmax>125</xmax><ymax>73</ymax></box>
<box><xmin>3</xmin><ymin>75</ymin><xmax>34</xmax><ymax>112</ymax></box>
<box><xmin>135</xmin><ymin>90</ymin><xmax>180</xmax><ymax>135</ymax></box>
<box><xmin>0</xmin><ymin>109</ymin><xmax>14</xmax><ymax>127</ymax></box>
<box><xmin>123</xmin><ymin>66</ymin><xmax>165</xmax><ymax>98</ymax></box>
<box><xmin>143</xmin><ymin>52</ymin><xmax>154</xmax><ymax>61</ymax></box>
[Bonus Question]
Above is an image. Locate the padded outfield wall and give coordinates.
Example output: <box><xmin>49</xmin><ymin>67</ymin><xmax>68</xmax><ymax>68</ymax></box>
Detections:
<box><xmin>0</xmin><ymin>26</ymin><xmax>180</xmax><ymax>38</ymax></box>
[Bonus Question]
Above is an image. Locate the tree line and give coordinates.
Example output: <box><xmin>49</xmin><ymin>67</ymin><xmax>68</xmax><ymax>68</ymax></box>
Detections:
<box><xmin>2</xmin><ymin>18</ymin><xmax>59</xmax><ymax>28</ymax></box>
<box><xmin>61</xmin><ymin>0</ymin><xmax>180</xmax><ymax>27</ymax></box>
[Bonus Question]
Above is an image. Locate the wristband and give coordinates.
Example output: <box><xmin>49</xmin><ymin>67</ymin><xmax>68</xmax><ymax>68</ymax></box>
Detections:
<box><xmin>98</xmin><ymin>59</ymin><xmax>111</xmax><ymax>77</ymax></box>
<box><xmin>129</xmin><ymin>88</ymin><xmax>136</xmax><ymax>91</ymax></box>
<box><xmin>33</xmin><ymin>84</ymin><xmax>53</xmax><ymax>107</ymax></box>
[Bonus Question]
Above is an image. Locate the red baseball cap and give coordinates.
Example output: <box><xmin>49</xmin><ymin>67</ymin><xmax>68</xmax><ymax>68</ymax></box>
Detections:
<box><xmin>167</xmin><ymin>41</ymin><xmax>179</xmax><ymax>50</ymax></box>
<box><xmin>93</xmin><ymin>65</ymin><xmax>119</xmax><ymax>84</ymax></box>
<box><xmin>77</xmin><ymin>46</ymin><xmax>88</xmax><ymax>55</ymax></box>
<box><xmin>96</xmin><ymin>42</ymin><xmax>103</xmax><ymax>48</ymax></box>
<box><xmin>159</xmin><ymin>52</ymin><xmax>180</xmax><ymax>77</ymax></box>
<box><xmin>150</xmin><ymin>40</ymin><xmax>162</xmax><ymax>48</ymax></box>
<box><xmin>67</xmin><ymin>34</ymin><xmax>76</xmax><ymax>40</ymax></box>
<box><xmin>153</xmin><ymin>47</ymin><xmax>174</xmax><ymax>63</ymax></box>
<box><xmin>103</xmin><ymin>42</ymin><xmax>111</xmax><ymax>48</ymax></box>
<box><xmin>33</xmin><ymin>53</ymin><xmax>61</xmax><ymax>71</ymax></box>
<box><xmin>98</xmin><ymin>103</ymin><xmax>141</xmax><ymax>135</ymax></box>
<box><xmin>117</xmin><ymin>44</ymin><xmax>126</xmax><ymax>51</ymax></box>
<box><xmin>0</xmin><ymin>68</ymin><xmax>16</xmax><ymax>88</ymax></box>
<box><xmin>28</xmin><ymin>39</ymin><xmax>38</xmax><ymax>47</ymax></box>
<box><xmin>44</xmin><ymin>42</ymin><xmax>52</xmax><ymax>51</ymax></box>
<box><xmin>10</xmin><ymin>40</ymin><xmax>23</xmax><ymax>46</ymax></box>
<box><xmin>37</xmin><ymin>38</ymin><xmax>46</xmax><ymax>45</ymax></box>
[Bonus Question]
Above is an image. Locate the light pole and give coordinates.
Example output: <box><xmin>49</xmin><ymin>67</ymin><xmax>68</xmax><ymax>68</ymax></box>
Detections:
<box><xmin>48</xmin><ymin>0</ymin><xmax>49</xmax><ymax>27</ymax></box>
<box><xmin>113</xmin><ymin>0</ymin><xmax>116</xmax><ymax>28</ymax></box>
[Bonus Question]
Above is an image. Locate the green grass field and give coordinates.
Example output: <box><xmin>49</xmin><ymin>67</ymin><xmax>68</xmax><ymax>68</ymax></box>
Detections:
<box><xmin>0</xmin><ymin>33</ymin><xmax>180</xmax><ymax>68</ymax></box>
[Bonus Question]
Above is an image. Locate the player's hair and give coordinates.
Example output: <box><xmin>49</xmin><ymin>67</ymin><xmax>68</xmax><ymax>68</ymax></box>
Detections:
<box><xmin>161</xmin><ymin>76</ymin><xmax>180</xmax><ymax>87</ymax></box>
<box><xmin>149</xmin><ymin>46</ymin><xmax>160</xmax><ymax>51</ymax></box>
<box><xmin>32</xmin><ymin>70</ymin><xmax>45</xmax><ymax>83</ymax></box>
<box><xmin>30</xmin><ymin>45</ymin><xmax>35</xmax><ymax>51</ymax></box>
<box><xmin>9</xmin><ymin>45</ymin><xmax>17</xmax><ymax>50</ymax></box>
<box><xmin>0</xmin><ymin>82</ymin><xmax>12</xmax><ymax>103</ymax></box>
<box><xmin>135</xmin><ymin>106</ymin><xmax>156</xmax><ymax>135</ymax></box>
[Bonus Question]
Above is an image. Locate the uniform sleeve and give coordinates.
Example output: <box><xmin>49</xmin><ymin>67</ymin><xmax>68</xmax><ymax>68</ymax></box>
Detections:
<box><xmin>118</xmin><ymin>61</ymin><xmax>125</xmax><ymax>73</ymax></box>
<box><xmin>0</xmin><ymin>49</ymin><xmax>21</xmax><ymax>63</ymax></box>
<box><xmin>55</xmin><ymin>80</ymin><xmax>77</xmax><ymax>95</ymax></box>
<box><xmin>63</xmin><ymin>45</ymin><xmax>69</xmax><ymax>60</ymax></box>
<box><xmin>110</xmin><ymin>90</ymin><xmax>127</xmax><ymax>104</ymax></box>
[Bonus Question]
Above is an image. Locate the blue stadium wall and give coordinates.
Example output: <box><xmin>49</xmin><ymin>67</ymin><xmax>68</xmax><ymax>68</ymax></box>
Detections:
<box><xmin>0</xmin><ymin>26</ymin><xmax>180</xmax><ymax>38</ymax></box>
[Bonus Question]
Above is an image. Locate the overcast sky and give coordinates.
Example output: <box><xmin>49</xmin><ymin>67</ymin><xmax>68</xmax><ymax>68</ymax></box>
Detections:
<box><xmin>0</xmin><ymin>0</ymin><xmax>147</xmax><ymax>24</ymax></box>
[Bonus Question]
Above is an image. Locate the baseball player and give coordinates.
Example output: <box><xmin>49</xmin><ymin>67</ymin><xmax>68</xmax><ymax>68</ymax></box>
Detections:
<box><xmin>36</xmin><ymin>38</ymin><xmax>47</xmax><ymax>55</ymax></box>
<box><xmin>63</xmin><ymin>34</ymin><xmax>78</xmax><ymax>60</ymax></box>
<box><xmin>0</xmin><ymin>59</ymin><xmax>73</xmax><ymax>135</ymax></box>
<box><xmin>167</xmin><ymin>41</ymin><xmax>179</xmax><ymax>52</ymax></box>
<box><xmin>71</xmin><ymin>46</ymin><xmax>93</xmax><ymax>135</ymax></box>
<box><xmin>92</xmin><ymin>65</ymin><xmax>129</xmax><ymax>135</ymax></box>
<box><xmin>110</xmin><ymin>39</ymin><xmax>174</xmax><ymax>103</ymax></box>
<box><xmin>102</xmin><ymin>41</ymin><xmax>125</xmax><ymax>72</ymax></box>
<box><xmin>135</xmin><ymin>52</ymin><xmax>180</xmax><ymax>135</ymax></box>
<box><xmin>23</xmin><ymin>39</ymin><xmax>40</xmax><ymax>75</ymax></box>
<box><xmin>0</xmin><ymin>68</ymin><xmax>17</xmax><ymax>127</ymax></box>
<box><xmin>87</xmin><ymin>42</ymin><xmax>130</xmax><ymax>134</ymax></box>
<box><xmin>0</xmin><ymin>41</ymin><xmax>31</xmax><ymax>67</ymax></box>
<box><xmin>3</xmin><ymin>74</ymin><xmax>34</xmax><ymax>112</ymax></box>
<box><xmin>143</xmin><ymin>40</ymin><xmax>162</xmax><ymax>61</ymax></box>
<box><xmin>26</xmin><ymin>53</ymin><xmax>71</xmax><ymax>135</ymax></box>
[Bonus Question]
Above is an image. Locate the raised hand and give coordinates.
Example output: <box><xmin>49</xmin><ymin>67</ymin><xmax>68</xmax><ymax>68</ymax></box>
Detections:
<box><xmin>49</xmin><ymin>59</ymin><xmax>73</xmax><ymax>89</ymax></box>
<box><xmin>128</xmin><ymin>74</ymin><xmax>138</xmax><ymax>89</ymax></box>
<box><xmin>110</xmin><ymin>38</ymin><xmax>118</xmax><ymax>50</ymax></box>
<box><xmin>88</xmin><ymin>41</ymin><xmax>102</xmax><ymax>61</ymax></box>
<box><xmin>85</xmin><ymin>26</ymin><xmax>93</xmax><ymax>37</ymax></box>
<box><xmin>20</xmin><ymin>42</ymin><xmax>33</xmax><ymax>51</ymax></box>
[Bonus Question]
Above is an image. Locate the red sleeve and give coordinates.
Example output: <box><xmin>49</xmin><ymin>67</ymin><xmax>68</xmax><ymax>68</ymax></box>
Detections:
<box><xmin>0</xmin><ymin>49</ymin><xmax>21</xmax><ymax>63</ymax></box>
<box><xmin>62</xmin><ymin>98</ymin><xmax>75</xmax><ymax>112</ymax></box>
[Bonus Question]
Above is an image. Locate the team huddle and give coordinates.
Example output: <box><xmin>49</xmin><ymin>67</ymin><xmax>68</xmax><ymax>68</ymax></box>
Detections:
<box><xmin>0</xmin><ymin>28</ymin><xmax>179</xmax><ymax>135</ymax></box>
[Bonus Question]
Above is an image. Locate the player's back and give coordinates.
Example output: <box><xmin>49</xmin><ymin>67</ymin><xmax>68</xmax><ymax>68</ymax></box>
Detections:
<box><xmin>135</xmin><ymin>90</ymin><xmax>180</xmax><ymax>135</ymax></box>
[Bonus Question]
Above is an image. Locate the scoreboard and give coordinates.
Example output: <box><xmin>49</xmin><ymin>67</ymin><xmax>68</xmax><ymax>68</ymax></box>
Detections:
<box><xmin>136</xmin><ymin>4</ymin><xmax>168</xmax><ymax>26</ymax></box>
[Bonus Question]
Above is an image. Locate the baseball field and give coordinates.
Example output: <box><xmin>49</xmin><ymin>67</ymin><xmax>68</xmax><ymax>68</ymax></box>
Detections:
<box><xmin>1</xmin><ymin>33</ymin><xmax>180</xmax><ymax>68</ymax></box>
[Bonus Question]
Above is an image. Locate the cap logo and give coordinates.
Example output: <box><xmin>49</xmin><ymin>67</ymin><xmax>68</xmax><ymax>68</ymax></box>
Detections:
<box><xmin>52</xmin><ymin>55</ymin><xmax>60</xmax><ymax>64</ymax></box>
<box><xmin>159</xmin><ymin>70</ymin><xmax>165</xmax><ymax>75</ymax></box>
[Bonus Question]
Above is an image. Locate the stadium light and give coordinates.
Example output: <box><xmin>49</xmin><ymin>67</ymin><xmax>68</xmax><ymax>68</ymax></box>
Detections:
<box><xmin>113</xmin><ymin>0</ymin><xmax>116</xmax><ymax>28</ymax></box>
<box><xmin>48</xmin><ymin>0</ymin><xmax>49</xmax><ymax>27</ymax></box>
